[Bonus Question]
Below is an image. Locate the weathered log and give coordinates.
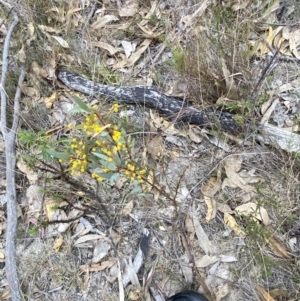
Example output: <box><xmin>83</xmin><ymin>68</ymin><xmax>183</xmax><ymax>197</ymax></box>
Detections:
<box><xmin>257</xmin><ymin>124</ymin><xmax>300</xmax><ymax>153</ymax></box>
<box><xmin>57</xmin><ymin>70</ymin><xmax>300</xmax><ymax>153</ymax></box>
<box><xmin>57</xmin><ymin>70</ymin><xmax>243</xmax><ymax>134</ymax></box>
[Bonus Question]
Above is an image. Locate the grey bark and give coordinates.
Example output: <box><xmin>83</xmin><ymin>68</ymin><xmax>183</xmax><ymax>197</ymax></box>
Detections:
<box><xmin>57</xmin><ymin>70</ymin><xmax>243</xmax><ymax>134</ymax></box>
<box><xmin>0</xmin><ymin>1</ymin><xmax>25</xmax><ymax>300</ymax></box>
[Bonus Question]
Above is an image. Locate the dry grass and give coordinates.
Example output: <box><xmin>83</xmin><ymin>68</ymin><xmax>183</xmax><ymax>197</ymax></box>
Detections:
<box><xmin>1</xmin><ymin>0</ymin><xmax>300</xmax><ymax>301</ymax></box>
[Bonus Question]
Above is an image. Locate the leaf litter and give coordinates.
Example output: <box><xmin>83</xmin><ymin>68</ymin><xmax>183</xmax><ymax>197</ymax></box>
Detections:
<box><xmin>3</xmin><ymin>0</ymin><xmax>300</xmax><ymax>300</ymax></box>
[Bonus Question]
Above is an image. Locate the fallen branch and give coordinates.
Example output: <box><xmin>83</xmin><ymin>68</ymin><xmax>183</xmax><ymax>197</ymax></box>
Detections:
<box><xmin>58</xmin><ymin>70</ymin><xmax>300</xmax><ymax>154</ymax></box>
<box><xmin>57</xmin><ymin>70</ymin><xmax>243</xmax><ymax>134</ymax></box>
<box><xmin>122</xmin><ymin>228</ymin><xmax>150</xmax><ymax>287</ymax></box>
<box><xmin>0</xmin><ymin>1</ymin><xmax>25</xmax><ymax>300</ymax></box>
<box><xmin>258</xmin><ymin>124</ymin><xmax>300</xmax><ymax>153</ymax></box>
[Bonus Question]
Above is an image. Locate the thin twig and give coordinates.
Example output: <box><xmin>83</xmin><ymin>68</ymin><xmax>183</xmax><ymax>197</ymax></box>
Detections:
<box><xmin>0</xmin><ymin>0</ymin><xmax>19</xmax><ymax>136</ymax></box>
<box><xmin>0</xmin><ymin>1</ymin><xmax>25</xmax><ymax>300</ymax></box>
<box><xmin>80</xmin><ymin>2</ymin><xmax>97</xmax><ymax>38</ymax></box>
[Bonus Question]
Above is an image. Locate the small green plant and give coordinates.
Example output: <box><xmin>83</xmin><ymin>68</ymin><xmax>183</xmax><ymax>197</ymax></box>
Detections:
<box><xmin>28</xmin><ymin>226</ymin><xmax>40</xmax><ymax>236</ymax></box>
<box><xmin>96</xmin><ymin>66</ymin><xmax>119</xmax><ymax>85</ymax></box>
<box><xmin>18</xmin><ymin>129</ymin><xmax>58</xmax><ymax>162</ymax></box>
<box><xmin>171</xmin><ymin>46</ymin><xmax>185</xmax><ymax>74</ymax></box>
<box><xmin>254</xmin><ymin>253</ymin><xmax>274</xmax><ymax>278</ymax></box>
<box><xmin>19</xmin><ymin>130</ymin><xmax>47</xmax><ymax>148</ymax></box>
<box><xmin>47</xmin><ymin>96</ymin><xmax>148</xmax><ymax>194</ymax></box>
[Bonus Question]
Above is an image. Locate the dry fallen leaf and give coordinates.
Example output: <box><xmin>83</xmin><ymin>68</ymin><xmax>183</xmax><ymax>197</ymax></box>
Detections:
<box><xmin>129</xmin><ymin>40</ymin><xmax>153</xmax><ymax>68</ymax></box>
<box><xmin>235</xmin><ymin>202</ymin><xmax>270</xmax><ymax>226</ymax></box>
<box><xmin>44</xmin><ymin>198</ymin><xmax>58</xmax><ymax>221</ymax></box>
<box><xmin>176</xmin><ymin>185</ymin><xmax>190</xmax><ymax>203</ymax></box>
<box><xmin>195</xmin><ymin>254</ymin><xmax>219</xmax><ymax>268</ymax></box>
<box><xmin>191</xmin><ymin>206</ymin><xmax>216</xmax><ymax>255</ymax></box>
<box><xmin>216</xmin><ymin>202</ymin><xmax>233</xmax><ymax>214</ymax></box>
<box><xmin>109</xmin><ymin>228</ymin><xmax>121</xmax><ymax>246</ymax></box>
<box><xmin>221</xmin><ymin>59</ymin><xmax>239</xmax><ymax>99</ymax></box>
<box><xmin>146</xmin><ymin>135</ymin><xmax>163</xmax><ymax>160</ymax></box>
<box><xmin>90</xmin><ymin>14</ymin><xmax>119</xmax><ymax>30</ymax></box>
<box><xmin>231</xmin><ymin>0</ymin><xmax>250</xmax><ymax>11</ymax></box>
<box><xmin>58</xmin><ymin>207</ymin><xmax>82</xmax><ymax>233</ymax></box>
<box><xmin>32</xmin><ymin>61</ymin><xmax>48</xmax><ymax>78</ymax></box>
<box><xmin>74</xmin><ymin>234</ymin><xmax>105</xmax><ymax>245</ymax></box>
<box><xmin>267</xmin><ymin>237</ymin><xmax>292</xmax><ymax>259</ymax></box>
<box><xmin>185</xmin><ymin>214</ymin><xmax>194</xmax><ymax>240</ymax></box>
<box><xmin>44</xmin><ymin>92</ymin><xmax>57</xmax><ymax>108</ymax></box>
<box><xmin>129</xmin><ymin>290</ymin><xmax>142</xmax><ymax>301</ymax></box>
<box><xmin>204</xmin><ymin>195</ymin><xmax>216</xmax><ymax>221</ymax></box>
<box><xmin>52</xmin><ymin>35</ymin><xmax>69</xmax><ymax>48</ymax></box>
<box><xmin>282</xmin><ymin>27</ymin><xmax>300</xmax><ymax>59</ymax></box>
<box><xmin>219</xmin><ymin>254</ymin><xmax>238</xmax><ymax>262</ymax></box>
<box><xmin>203</xmin><ymin>132</ymin><xmax>231</xmax><ymax>152</ymax></box>
<box><xmin>257</xmin><ymin>286</ymin><xmax>276</xmax><ymax>301</ymax></box>
<box><xmin>214</xmin><ymin>283</ymin><xmax>230</xmax><ymax>301</ymax></box>
<box><xmin>202</xmin><ymin>171</ymin><xmax>222</xmax><ymax>221</ymax></box>
<box><xmin>26</xmin><ymin>184</ymin><xmax>43</xmax><ymax>218</ymax></box>
<box><xmin>38</xmin><ymin>24</ymin><xmax>60</xmax><ymax>34</ymax></box>
<box><xmin>145</xmin><ymin>170</ymin><xmax>154</xmax><ymax>192</ymax></box>
<box><xmin>179</xmin><ymin>252</ymin><xmax>193</xmax><ymax>283</ymax></box>
<box><xmin>91</xmin><ymin>41</ymin><xmax>119</xmax><ymax>55</ymax></box>
<box><xmin>80</xmin><ymin>260</ymin><xmax>116</xmax><ymax>272</ymax></box>
<box><xmin>119</xmin><ymin>200</ymin><xmax>134</xmax><ymax>216</ymax></box>
<box><xmin>261</xmin><ymin>98</ymin><xmax>279</xmax><ymax>124</ymax></box>
<box><xmin>256</xmin><ymin>26</ymin><xmax>276</xmax><ymax>55</ymax></box>
<box><xmin>188</xmin><ymin>125</ymin><xmax>203</xmax><ymax>143</ymax></box>
<box><xmin>81</xmin><ymin>269</ymin><xmax>89</xmax><ymax>293</ymax></box>
<box><xmin>137</xmin><ymin>23</ymin><xmax>164</xmax><ymax>38</ymax></box>
<box><xmin>92</xmin><ymin>240</ymin><xmax>111</xmax><ymax>263</ymax></box>
<box><xmin>0</xmin><ymin>289</ymin><xmax>10</xmax><ymax>300</ymax></box>
<box><xmin>224</xmin><ymin>213</ymin><xmax>246</xmax><ymax>237</ymax></box>
<box><xmin>202</xmin><ymin>177</ymin><xmax>221</xmax><ymax>198</ymax></box>
<box><xmin>148</xmin><ymin>110</ymin><xmax>187</xmax><ymax>137</ymax></box>
<box><xmin>121</xmin><ymin>40</ymin><xmax>135</xmax><ymax>58</ymax></box>
<box><xmin>222</xmin><ymin>156</ymin><xmax>254</xmax><ymax>194</ymax></box>
<box><xmin>53</xmin><ymin>236</ymin><xmax>64</xmax><ymax>252</ymax></box>
<box><xmin>117</xmin><ymin>259</ymin><xmax>125</xmax><ymax>300</ymax></box>
<box><xmin>20</xmin><ymin>84</ymin><xmax>40</xmax><ymax>98</ymax></box>
<box><xmin>17</xmin><ymin>159</ymin><xmax>38</xmax><ymax>184</ymax></box>
<box><xmin>118</xmin><ymin>0</ymin><xmax>138</xmax><ymax>17</ymax></box>
<box><xmin>269</xmin><ymin>288</ymin><xmax>289</xmax><ymax>299</ymax></box>
<box><xmin>16</xmin><ymin>44</ymin><xmax>26</xmax><ymax>63</ymax></box>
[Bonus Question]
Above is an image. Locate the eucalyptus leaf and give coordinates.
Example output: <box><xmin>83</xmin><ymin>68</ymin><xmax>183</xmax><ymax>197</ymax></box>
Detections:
<box><xmin>68</xmin><ymin>106</ymin><xmax>87</xmax><ymax>114</ymax></box>
<box><xmin>41</xmin><ymin>148</ymin><xmax>52</xmax><ymax>162</ymax></box>
<box><xmin>113</xmin><ymin>153</ymin><xmax>121</xmax><ymax>166</ymax></box>
<box><xmin>95</xmin><ymin>172</ymin><xmax>115</xmax><ymax>179</ymax></box>
<box><xmin>92</xmin><ymin>152</ymin><xmax>108</xmax><ymax>161</ymax></box>
<box><xmin>99</xmin><ymin>131</ymin><xmax>109</xmax><ymax>137</ymax></box>
<box><xmin>46</xmin><ymin>149</ymin><xmax>69</xmax><ymax>160</ymax></box>
<box><xmin>130</xmin><ymin>183</ymin><xmax>142</xmax><ymax>194</ymax></box>
<box><xmin>110</xmin><ymin>173</ymin><xmax>120</xmax><ymax>184</ymax></box>
<box><xmin>100</xmin><ymin>160</ymin><xmax>117</xmax><ymax>171</ymax></box>
<box><xmin>73</xmin><ymin>95</ymin><xmax>92</xmax><ymax>112</ymax></box>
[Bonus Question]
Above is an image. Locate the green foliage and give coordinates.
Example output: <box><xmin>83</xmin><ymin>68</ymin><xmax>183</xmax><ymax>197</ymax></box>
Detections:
<box><xmin>95</xmin><ymin>66</ymin><xmax>119</xmax><ymax>85</ymax></box>
<box><xmin>28</xmin><ymin>226</ymin><xmax>39</xmax><ymax>236</ymax></box>
<box><xmin>18</xmin><ymin>128</ymin><xmax>70</xmax><ymax>163</ymax></box>
<box><xmin>19</xmin><ymin>130</ymin><xmax>47</xmax><ymax>148</ymax></box>
<box><xmin>254</xmin><ymin>253</ymin><xmax>274</xmax><ymax>278</ymax></box>
<box><xmin>47</xmin><ymin>97</ymin><xmax>148</xmax><ymax>193</ymax></box>
<box><xmin>171</xmin><ymin>46</ymin><xmax>185</xmax><ymax>75</ymax></box>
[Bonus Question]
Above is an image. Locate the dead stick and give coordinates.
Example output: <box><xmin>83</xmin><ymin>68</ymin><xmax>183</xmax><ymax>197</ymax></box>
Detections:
<box><xmin>0</xmin><ymin>1</ymin><xmax>25</xmax><ymax>300</ymax></box>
